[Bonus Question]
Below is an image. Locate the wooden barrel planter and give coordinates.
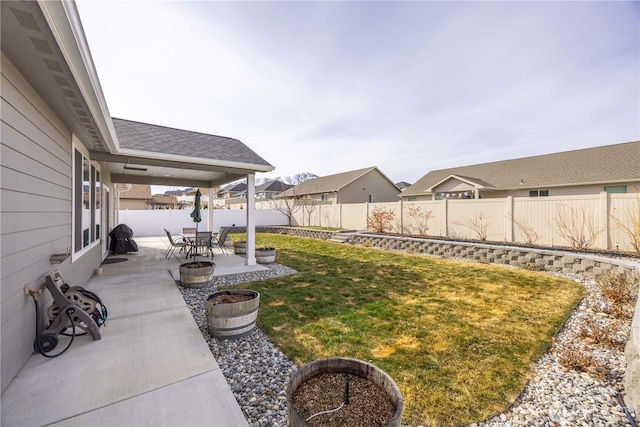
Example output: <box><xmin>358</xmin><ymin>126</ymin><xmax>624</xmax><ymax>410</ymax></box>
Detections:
<box><xmin>205</xmin><ymin>289</ymin><xmax>260</xmax><ymax>338</ymax></box>
<box><xmin>179</xmin><ymin>261</ymin><xmax>215</xmax><ymax>288</ymax></box>
<box><xmin>256</xmin><ymin>247</ymin><xmax>277</xmax><ymax>264</ymax></box>
<box><xmin>286</xmin><ymin>357</ymin><xmax>403</xmax><ymax>427</ymax></box>
<box><xmin>233</xmin><ymin>241</ymin><xmax>247</xmax><ymax>254</ymax></box>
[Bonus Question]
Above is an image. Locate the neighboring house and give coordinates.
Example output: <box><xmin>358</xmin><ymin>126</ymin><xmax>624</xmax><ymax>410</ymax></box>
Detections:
<box><xmin>149</xmin><ymin>195</ymin><xmax>179</xmax><ymax>209</ymax></box>
<box><xmin>254</xmin><ymin>180</ymin><xmax>293</xmax><ymax>199</ymax></box>
<box><xmin>216</xmin><ymin>182</ymin><xmax>246</xmax><ymax>199</ymax></box>
<box><xmin>402</xmin><ymin>141</ymin><xmax>640</xmax><ymax>201</ymax></box>
<box><xmin>1</xmin><ymin>1</ymin><xmax>273</xmax><ymax>393</ymax></box>
<box><xmin>119</xmin><ymin>184</ymin><xmax>152</xmax><ymax>210</ymax></box>
<box><xmin>281</xmin><ymin>166</ymin><xmax>401</xmax><ymax>204</ymax></box>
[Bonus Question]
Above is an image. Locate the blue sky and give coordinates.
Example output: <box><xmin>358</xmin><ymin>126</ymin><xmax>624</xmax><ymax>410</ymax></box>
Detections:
<box><xmin>76</xmin><ymin>1</ymin><xmax>639</xmax><ymax>188</ymax></box>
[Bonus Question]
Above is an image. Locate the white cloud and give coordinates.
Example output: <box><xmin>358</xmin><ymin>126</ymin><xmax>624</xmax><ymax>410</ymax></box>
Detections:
<box><xmin>77</xmin><ymin>0</ymin><xmax>639</xmax><ymax>184</ymax></box>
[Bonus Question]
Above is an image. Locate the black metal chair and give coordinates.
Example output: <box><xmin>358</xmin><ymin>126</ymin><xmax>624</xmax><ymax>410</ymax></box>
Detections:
<box><xmin>164</xmin><ymin>229</ymin><xmax>189</xmax><ymax>258</ymax></box>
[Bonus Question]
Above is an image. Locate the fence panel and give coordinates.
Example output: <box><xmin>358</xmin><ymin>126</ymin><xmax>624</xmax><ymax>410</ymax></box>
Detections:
<box><xmin>401</xmin><ymin>201</ymin><xmax>446</xmax><ymax>237</ymax></box>
<box><xmin>447</xmin><ymin>199</ymin><xmax>508</xmax><ymax>241</ymax></box>
<box><xmin>609</xmin><ymin>193</ymin><xmax>639</xmax><ymax>252</ymax></box>
<box><xmin>513</xmin><ymin>195</ymin><xmax>602</xmax><ymax>248</ymax></box>
<box><xmin>341</xmin><ymin>203</ymin><xmax>368</xmax><ymax>230</ymax></box>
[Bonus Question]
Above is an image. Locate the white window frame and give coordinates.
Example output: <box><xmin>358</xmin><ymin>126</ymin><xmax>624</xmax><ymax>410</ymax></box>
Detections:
<box><xmin>72</xmin><ymin>137</ymin><xmax>102</xmax><ymax>261</ymax></box>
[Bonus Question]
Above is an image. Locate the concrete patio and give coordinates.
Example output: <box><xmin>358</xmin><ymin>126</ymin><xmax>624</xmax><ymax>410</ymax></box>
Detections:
<box><xmin>1</xmin><ymin>236</ymin><xmax>264</xmax><ymax>426</ymax></box>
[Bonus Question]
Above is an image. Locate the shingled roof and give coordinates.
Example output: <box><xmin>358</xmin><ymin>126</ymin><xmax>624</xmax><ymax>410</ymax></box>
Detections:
<box><xmin>282</xmin><ymin>167</ymin><xmax>382</xmax><ymax>196</ymax></box>
<box><xmin>112</xmin><ymin>118</ymin><xmax>272</xmax><ymax>168</ymax></box>
<box><xmin>119</xmin><ymin>184</ymin><xmax>152</xmax><ymax>199</ymax></box>
<box><xmin>403</xmin><ymin>141</ymin><xmax>640</xmax><ymax>197</ymax></box>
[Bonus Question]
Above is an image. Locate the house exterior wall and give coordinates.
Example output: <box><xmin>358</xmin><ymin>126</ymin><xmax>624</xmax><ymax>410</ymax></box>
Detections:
<box><xmin>336</xmin><ymin>171</ymin><xmax>400</xmax><ymax>204</ymax></box>
<box><xmin>1</xmin><ymin>55</ymin><xmax>105</xmax><ymax>392</ymax></box>
<box><xmin>120</xmin><ymin>199</ymin><xmax>150</xmax><ymax>210</ymax></box>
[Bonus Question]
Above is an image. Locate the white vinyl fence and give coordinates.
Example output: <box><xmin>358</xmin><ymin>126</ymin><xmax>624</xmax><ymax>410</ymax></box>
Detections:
<box><xmin>119</xmin><ymin>193</ymin><xmax>639</xmax><ymax>253</ymax></box>
<box><xmin>269</xmin><ymin>193</ymin><xmax>637</xmax><ymax>253</ymax></box>
<box><xmin>118</xmin><ymin>208</ymin><xmax>288</xmax><ymax>237</ymax></box>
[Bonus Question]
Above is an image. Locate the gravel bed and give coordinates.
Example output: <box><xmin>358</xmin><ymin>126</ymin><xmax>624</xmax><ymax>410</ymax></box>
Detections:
<box><xmin>178</xmin><ymin>263</ymin><xmax>638</xmax><ymax>427</ymax></box>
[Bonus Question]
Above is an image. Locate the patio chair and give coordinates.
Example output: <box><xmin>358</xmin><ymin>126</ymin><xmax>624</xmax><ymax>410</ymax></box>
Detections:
<box><xmin>164</xmin><ymin>229</ymin><xmax>190</xmax><ymax>258</ymax></box>
<box><xmin>210</xmin><ymin>227</ymin><xmax>230</xmax><ymax>255</ymax></box>
<box><xmin>191</xmin><ymin>231</ymin><xmax>214</xmax><ymax>259</ymax></box>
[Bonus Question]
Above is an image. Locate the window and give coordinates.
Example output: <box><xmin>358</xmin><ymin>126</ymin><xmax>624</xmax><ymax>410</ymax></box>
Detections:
<box><xmin>529</xmin><ymin>190</ymin><xmax>549</xmax><ymax>197</ymax></box>
<box><xmin>604</xmin><ymin>185</ymin><xmax>627</xmax><ymax>194</ymax></box>
<box><xmin>321</xmin><ymin>193</ymin><xmax>329</xmax><ymax>202</ymax></box>
<box><xmin>74</xmin><ymin>147</ymin><xmax>101</xmax><ymax>254</ymax></box>
<box><xmin>368</xmin><ymin>194</ymin><xmax>376</xmax><ymax>203</ymax></box>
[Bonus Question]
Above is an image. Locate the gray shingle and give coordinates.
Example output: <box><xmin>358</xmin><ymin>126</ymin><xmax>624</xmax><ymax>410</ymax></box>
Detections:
<box><xmin>403</xmin><ymin>141</ymin><xmax>640</xmax><ymax>196</ymax></box>
<box><xmin>113</xmin><ymin>118</ymin><xmax>272</xmax><ymax>167</ymax></box>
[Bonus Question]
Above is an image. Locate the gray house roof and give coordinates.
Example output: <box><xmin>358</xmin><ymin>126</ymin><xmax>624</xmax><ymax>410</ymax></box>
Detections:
<box><xmin>113</xmin><ymin>118</ymin><xmax>272</xmax><ymax>168</ymax></box>
<box><xmin>403</xmin><ymin>141</ymin><xmax>640</xmax><ymax>197</ymax></box>
<box><xmin>282</xmin><ymin>166</ymin><xmax>383</xmax><ymax>197</ymax></box>
<box><xmin>256</xmin><ymin>180</ymin><xmax>293</xmax><ymax>193</ymax></box>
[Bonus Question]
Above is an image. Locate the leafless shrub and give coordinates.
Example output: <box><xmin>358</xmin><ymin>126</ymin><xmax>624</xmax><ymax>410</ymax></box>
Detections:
<box><xmin>577</xmin><ymin>317</ymin><xmax>626</xmax><ymax>350</ymax></box>
<box><xmin>405</xmin><ymin>205</ymin><xmax>434</xmax><ymax>236</ymax></box>
<box><xmin>508</xmin><ymin>214</ymin><xmax>541</xmax><ymax>245</ymax></box>
<box><xmin>556</xmin><ymin>344</ymin><xmax>607</xmax><ymax>379</ymax></box>
<box><xmin>552</xmin><ymin>203</ymin><xmax>604</xmax><ymax>250</ymax></box>
<box><xmin>366</xmin><ymin>207</ymin><xmax>396</xmax><ymax>233</ymax></box>
<box><xmin>595</xmin><ymin>271</ymin><xmax>639</xmax><ymax>320</ymax></box>
<box><xmin>456</xmin><ymin>212</ymin><xmax>491</xmax><ymax>241</ymax></box>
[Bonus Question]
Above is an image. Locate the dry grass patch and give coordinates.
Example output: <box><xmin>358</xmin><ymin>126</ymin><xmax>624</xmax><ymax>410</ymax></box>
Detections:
<box><xmin>228</xmin><ymin>234</ymin><xmax>584</xmax><ymax>426</ymax></box>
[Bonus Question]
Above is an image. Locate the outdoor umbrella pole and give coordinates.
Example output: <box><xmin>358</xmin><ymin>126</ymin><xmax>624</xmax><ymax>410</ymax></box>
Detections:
<box><xmin>190</xmin><ymin>189</ymin><xmax>202</xmax><ymax>263</ymax></box>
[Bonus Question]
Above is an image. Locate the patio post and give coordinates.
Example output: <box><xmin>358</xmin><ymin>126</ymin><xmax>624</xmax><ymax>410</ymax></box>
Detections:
<box><xmin>208</xmin><ymin>187</ymin><xmax>214</xmax><ymax>231</ymax></box>
<box><xmin>246</xmin><ymin>173</ymin><xmax>256</xmax><ymax>265</ymax></box>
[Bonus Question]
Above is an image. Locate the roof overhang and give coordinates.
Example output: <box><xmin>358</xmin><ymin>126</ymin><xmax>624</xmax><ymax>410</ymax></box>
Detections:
<box><xmin>90</xmin><ymin>150</ymin><xmax>274</xmax><ymax>187</ymax></box>
<box><xmin>3</xmin><ymin>1</ymin><xmax>274</xmax><ymax>189</ymax></box>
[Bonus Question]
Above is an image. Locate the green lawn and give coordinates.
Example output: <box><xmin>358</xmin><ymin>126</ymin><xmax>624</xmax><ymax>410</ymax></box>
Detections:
<box><xmin>228</xmin><ymin>234</ymin><xmax>584</xmax><ymax>426</ymax></box>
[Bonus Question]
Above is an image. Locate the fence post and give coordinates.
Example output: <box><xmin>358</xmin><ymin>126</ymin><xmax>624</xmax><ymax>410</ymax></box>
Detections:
<box><xmin>600</xmin><ymin>191</ymin><xmax>610</xmax><ymax>250</ymax></box>
<box><xmin>506</xmin><ymin>196</ymin><xmax>514</xmax><ymax>243</ymax></box>
<box><xmin>444</xmin><ymin>198</ymin><xmax>449</xmax><ymax>237</ymax></box>
<box><xmin>399</xmin><ymin>200</ymin><xmax>404</xmax><ymax>234</ymax></box>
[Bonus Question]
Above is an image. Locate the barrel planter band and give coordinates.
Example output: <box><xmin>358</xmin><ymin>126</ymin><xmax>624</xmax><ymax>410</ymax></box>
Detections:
<box><xmin>256</xmin><ymin>247</ymin><xmax>277</xmax><ymax>264</ymax></box>
<box><xmin>233</xmin><ymin>241</ymin><xmax>247</xmax><ymax>255</ymax></box>
<box><xmin>179</xmin><ymin>261</ymin><xmax>215</xmax><ymax>288</ymax></box>
<box><xmin>205</xmin><ymin>289</ymin><xmax>260</xmax><ymax>338</ymax></box>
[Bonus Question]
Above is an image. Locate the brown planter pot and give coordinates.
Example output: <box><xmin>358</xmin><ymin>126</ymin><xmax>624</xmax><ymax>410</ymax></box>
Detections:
<box><xmin>205</xmin><ymin>289</ymin><xmax>260</xmax><ymax>338</ymax></box>
<box><xmin>179</xmin><ymin>261</ymin><xmax>215</xmax><ymax>288</ymax></box>
<box><xmin>286</xmin><ymin>357</ymin><xmax>403</xmax><ymax>427</ymax></box>
<box><xmin>233</xmin><ymin>241</ymin><xmax>247</xmax><ymax>254</ymax></box>
<box><xmin>256</xmin><ymin>247</ymin><xmax>276</xmax><ymax>264</ymax></box>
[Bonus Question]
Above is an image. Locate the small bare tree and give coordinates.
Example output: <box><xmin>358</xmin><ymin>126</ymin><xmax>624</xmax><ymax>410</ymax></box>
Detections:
<box><xmin>269</xmin><ymin>196</ymin><xmax>301</xmax><ymax>226</ymax></box>
<box><xmin>405</xmin><ymin>205</ymin><xmax>434</xmax><ymax>236</ymax></box>
<box><xmin>301</xmin><ymin>199</ymin><xmax>321</xmax><ymax>227</ymax></box>
<box><xmin>366</xmin><ymin>206</ymin><xmax>396</xmax><ymax>233</ymax></box>
<box><xmin>553</xmin><ymin>203</ymin><xmax>604</xmax><ymax>250</ymax></box>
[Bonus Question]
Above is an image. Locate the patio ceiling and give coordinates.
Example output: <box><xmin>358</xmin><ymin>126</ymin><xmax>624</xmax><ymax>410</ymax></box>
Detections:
<box><xmin>90</xmin><ymin>150</ymin><xmax>267</xmax><ymax>188</ymax></box>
